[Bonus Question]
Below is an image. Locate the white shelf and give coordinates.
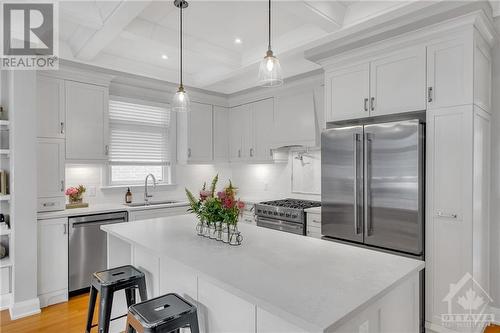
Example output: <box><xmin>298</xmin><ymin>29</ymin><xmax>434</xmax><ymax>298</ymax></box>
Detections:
<box><xmin>0</xmin><ymin>149</ymin><xmax>9</xmax><ymax>156</ymax></box>
<box><xmin>0</xmin><ymin>120</ymin><xmax>9</xmax><ymax>127</ymax></box>
<box><xmin>0</xmin><ymin>195</ymin><xmax>10</xmax><ymax>202</ymax></box>
<box><xmin>0</xmin><ymin>257</ymin><xmax>12</xmax><ymax>269</ymax></box>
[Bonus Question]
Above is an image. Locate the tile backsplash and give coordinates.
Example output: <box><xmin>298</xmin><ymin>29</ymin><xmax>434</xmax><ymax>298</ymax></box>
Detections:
<box><xmin>66</xmin><ymin>152</ymin><xmax>321</xmax><ymax>205</ymax></box>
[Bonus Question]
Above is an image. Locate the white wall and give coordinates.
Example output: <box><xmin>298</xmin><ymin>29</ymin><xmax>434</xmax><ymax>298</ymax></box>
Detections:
<box><xmin>490</xmin><ymin>17</ymin><xmax>500</xmax><ymax>308</ymax></box>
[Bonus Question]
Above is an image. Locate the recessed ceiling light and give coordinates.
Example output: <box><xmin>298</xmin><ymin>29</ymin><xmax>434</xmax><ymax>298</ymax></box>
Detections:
<box><xmin>161</xmin><ymin>54</ymin><xmax>168</xmax><ymax>60</ymax></box>
<box><xmin>234</xmin><ymin>38</ymin><xmax>242</xmax><ymax>44</ymax></box>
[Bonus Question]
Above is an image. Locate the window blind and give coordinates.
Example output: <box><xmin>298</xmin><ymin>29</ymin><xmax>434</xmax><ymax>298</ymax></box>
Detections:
<box><xmin>109</xmin><ymin>100</ymin><xmax>171</xmax><ymax>165</ymax></box>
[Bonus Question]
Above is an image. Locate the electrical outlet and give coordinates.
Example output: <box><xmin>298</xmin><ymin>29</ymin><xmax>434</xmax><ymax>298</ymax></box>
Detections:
<box><xmin>86</xmin><ymin>186</ymin><xmax>96</xmax><ymax>197</ymax></box>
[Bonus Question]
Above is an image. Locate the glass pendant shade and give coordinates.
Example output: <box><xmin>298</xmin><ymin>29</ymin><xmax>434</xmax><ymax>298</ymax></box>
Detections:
<box><xmin>258</xmin><ymin>50</ymin><xmax>283</xmax><ymax>87</ymax></box>
<box><xmin>172</xmin><ymin>86</ymin><xmax>190</xmax><ymax>112</ymax></box>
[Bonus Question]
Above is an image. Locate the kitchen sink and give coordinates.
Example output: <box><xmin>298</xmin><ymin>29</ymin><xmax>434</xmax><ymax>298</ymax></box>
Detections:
<box><xmin>125</xmin><ymin>200</ymin><xmax>179</xmax><ymax>207</ymax></box>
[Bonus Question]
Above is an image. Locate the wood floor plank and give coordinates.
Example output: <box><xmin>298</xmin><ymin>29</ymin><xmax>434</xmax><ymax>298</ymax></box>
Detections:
<box><xmin>0</xmin><ymin>294</ymin><xmax>98</xmax><ymax>333</ymax></box>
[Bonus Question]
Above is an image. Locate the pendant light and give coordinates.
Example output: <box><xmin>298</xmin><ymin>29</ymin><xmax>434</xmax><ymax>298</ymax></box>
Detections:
<box><xmin>172</xmin><ymin>0</ymin><xmax>190</xmax><ymax>112</ymax></box>
<box><xmin>258</xmin><ymin>0</ymin><xmax>283</xmax><ymax>87</ymax></box>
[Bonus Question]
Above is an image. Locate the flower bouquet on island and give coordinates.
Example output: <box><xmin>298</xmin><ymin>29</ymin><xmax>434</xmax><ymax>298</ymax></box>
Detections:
<box><xmin>186</xmin><ymin>175</ymin><xmax>245</xmax><ymax>245</ymax></box>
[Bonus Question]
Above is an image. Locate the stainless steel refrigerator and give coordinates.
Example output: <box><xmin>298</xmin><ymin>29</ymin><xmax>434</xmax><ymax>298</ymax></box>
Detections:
<box><xmin>321</xmin><ymin>118</ymin><xmax>425</xmax><ymax>257</ymax></box>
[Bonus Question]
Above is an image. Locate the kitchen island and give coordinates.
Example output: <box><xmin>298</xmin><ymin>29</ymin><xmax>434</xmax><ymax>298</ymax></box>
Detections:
<box><xmin>102</xmin><ymin>215</ymin><xmax>424</xmax><ymax>333</ymax></box>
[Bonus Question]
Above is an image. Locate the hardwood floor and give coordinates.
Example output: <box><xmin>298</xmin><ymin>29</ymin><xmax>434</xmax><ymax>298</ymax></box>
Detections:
<box><xmin>1</xmin><ymin>295</ymin><xmax>500</xmax><ymax>333</ymax></box>
<box><xmin>0</xmin><ymin>294</ymin><xmax>97</xmax><ymax>333</ymax></box>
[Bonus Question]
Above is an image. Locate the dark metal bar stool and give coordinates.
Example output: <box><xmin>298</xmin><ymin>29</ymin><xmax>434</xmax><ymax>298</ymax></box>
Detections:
<box><xmin>86</xmin><ymin>265</ymin><xmax>148</xmax><ymax>333</ymax></box>
<box><xmin>125</xmin><ymin>293</ymin><xmax>199</xmax><ymax>333</ymax></box>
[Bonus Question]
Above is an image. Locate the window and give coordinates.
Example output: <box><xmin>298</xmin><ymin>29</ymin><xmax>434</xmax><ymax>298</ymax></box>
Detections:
<box><xmin>108</xmin><ymin>98</ymin><xmax>172</xmax><ymax>185</ymax></box>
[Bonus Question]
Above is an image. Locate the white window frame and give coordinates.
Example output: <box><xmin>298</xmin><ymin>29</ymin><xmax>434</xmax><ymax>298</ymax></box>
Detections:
<box><xmin>105</xmin><ymin>95</ymin><xmax>177</xmax><ymax>187</ymax></box>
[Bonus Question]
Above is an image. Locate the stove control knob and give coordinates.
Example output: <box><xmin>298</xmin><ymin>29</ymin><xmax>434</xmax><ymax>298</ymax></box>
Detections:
<box><xmin>274</xmin><ymin>212</ymin><xmax>278</xmax><ymax>216</ymax></box>
<box><xmin>279</xmin><ymin>212</ymin><xmax>284</xmax><ymax>217</ymax></box>
<box><xmin>292</xmin><ymin>214</ymin><xmax>298</xmax><ymax>219</ymax></box>
<box><xmin>285</xmin><ymin>213</ymin><xmax>291</xmax><ymax>218</ymax></box>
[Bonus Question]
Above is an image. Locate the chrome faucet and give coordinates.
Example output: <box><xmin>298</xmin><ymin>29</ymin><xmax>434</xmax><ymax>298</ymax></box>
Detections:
<box><xmin>144</xmin><ymin>173</ymin><xmax>157</xmax><ymax>204</ymax></box>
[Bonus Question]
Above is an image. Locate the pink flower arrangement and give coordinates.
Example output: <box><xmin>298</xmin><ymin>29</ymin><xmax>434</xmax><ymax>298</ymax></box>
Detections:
<box><xmin>65</xmin><ymin>185</ymin><xmax>86</xmax><ymax>203</ymax></box>
<box><xmin>186</xmin><ymin>175</ymin><xmax>245</xmax><ymax>225</ymax></box>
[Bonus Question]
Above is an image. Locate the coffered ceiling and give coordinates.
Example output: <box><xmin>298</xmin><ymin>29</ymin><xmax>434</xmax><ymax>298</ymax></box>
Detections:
<box><xmin>58</xmin><ymin>1</ymin><xmax>499</xmax><ymax>94</ymax></box>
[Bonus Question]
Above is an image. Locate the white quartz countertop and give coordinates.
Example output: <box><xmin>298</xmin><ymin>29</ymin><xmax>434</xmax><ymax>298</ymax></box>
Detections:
<box><xmin>304</xmin><ymin>206</ymin><xmax>321</xmax><ymax>214</ymax></box>
<box><xmin>102</xmin><ymin>215</ymin><xmax>424</xmax><ymax>332</ymax></box>
<box><xmin>37</xmin><ymin>201</ymin><xmax>189</xmax><ymax>220</ymax></box>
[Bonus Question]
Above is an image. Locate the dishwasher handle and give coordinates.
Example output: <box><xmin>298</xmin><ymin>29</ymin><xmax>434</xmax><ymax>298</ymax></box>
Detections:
<box><xmin>69</xmin><ymin>212</ymin><xmax>128</xmax><ymax>224</ymax></box>
<box><xmin>70</xmin><ymin>218</ymin><xmax>127</xmax><ymax>229</ymax></box>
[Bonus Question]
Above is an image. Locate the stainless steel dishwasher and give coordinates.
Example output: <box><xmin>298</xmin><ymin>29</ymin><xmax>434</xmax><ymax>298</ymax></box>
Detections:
<box><xmin>68</xmin><ymin>211</ymin><xmax>128</xmax><ymax>294</ymax></box>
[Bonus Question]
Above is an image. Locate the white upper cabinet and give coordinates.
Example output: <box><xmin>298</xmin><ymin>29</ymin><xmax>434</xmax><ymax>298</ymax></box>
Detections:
<box><xmin>426</xmin><ymin>38</ymin><xmax>473</xmax><ymax>110</ymax></box>
<box><xmin>37</xmin><ymin>138</ymin><xmax>65</xmax><ymax>212</ymax></box>
<box><xmin>370</xmin><ymin>46</ymin><xmax>426</xmax><ymax>116</ymax></box>
<box><xmin>229</xmin><ymin>98</ymin><xmax>275</xmax><ymax>163</ymax></box>
<box><xmin>229</xmin><ymin>104</ymin><xmax>250</xmax><ymax>162</ymax></box>
<box><xmin>326</xmin><ymin>46</ymin><xmax>426</xmax><ymax>122</ymax></box>
<box><xmin>187</xmin><ymin>102</ymin><xmax>213</xmax><ymax>163</ymax></box>
<box><xmin>326</xmin><ymin>63</ymin><xmax>370</xmax><ymax>122</ymax></box>
<box><xmin>273</xmin><ymin>91</ymin><xmax>316</xmax><ymax>148</ymax></box>
<box><xmin>250</xmin><ymin>98</ymin><xmax>274</xmax><ymax>161</ymax></box>
<box><xmin>213</xmin><ymin>106</ymin><xmax>229</xmax><ymax>162</ymax></box>
<box><xmin>37</xmin><ymin>75</ymin><xmax>65</xmax><ymax>139</ymax></box>
<box><xmin>473</xmin><ymin>33</ymin><xmax>492</xmax><ymax>113</ymax></box>
<box><xmin>65</xmin><ymin>80</ymin><xmax>109</xmax><ymax>161</ymax></box>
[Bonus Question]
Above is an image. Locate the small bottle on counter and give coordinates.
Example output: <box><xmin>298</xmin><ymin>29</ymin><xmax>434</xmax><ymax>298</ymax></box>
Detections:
<box><xmin>125</xmin><ymin>187</ymin><xmax>132</xmax><ymax>204</ymax></box>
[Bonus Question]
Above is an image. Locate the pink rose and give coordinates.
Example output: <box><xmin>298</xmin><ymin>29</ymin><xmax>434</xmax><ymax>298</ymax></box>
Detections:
<box><xmin>217</xmin><ymin>191</ymin><xmax>226</xmax><ymax>200</ymax></box>
<box><xmin>223</xmin><ymin>197</ymin><xmax>234</xmax><ymax>209</ymax></box>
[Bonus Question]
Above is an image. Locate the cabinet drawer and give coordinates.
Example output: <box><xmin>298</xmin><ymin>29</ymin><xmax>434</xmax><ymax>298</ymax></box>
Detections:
<box><xmin>306</xmin><ymin>227</ymin><xmax>322</xmax><ymax>239</ymax></box>
<box><xmin>37</xmin><ymin>197</ymin><xmax>65</xmax><ymax>212</ymax></box>
<box><xmin>307</xmin><ymin>213</ymin><xmax>321</xmax><ymax>227</ymax></box>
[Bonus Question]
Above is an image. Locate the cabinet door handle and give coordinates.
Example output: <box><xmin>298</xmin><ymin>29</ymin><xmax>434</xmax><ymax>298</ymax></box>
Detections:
<box><xmin>269</xmin><ymin>149</ymin><xmax>273</xmax><ymax>157</ymax></box>
<box><xmin>437</xmin><ymin>210</ymin><xmax>457</xmax><ymax>219</ymax></box>
<box><xmin>60</xmin><ymin>122</ymin><xmax>65</xmax><ymax>134</ymax></box>
<box><xmin>427</xmin><ymin>87</ymin><xmax>433</xmax><ymax>103</ymax></box>
<box><xmin>370</xmin><ymin>97</ymin><xmax>375</xmax><ymax>111</ymax></box>
<box><xmin>188</xmin><ymin>148</ymin><xmax>192</xmax><ymax>158</ymax></box>
<box><xmin>63</xmin><ymin>223</ymin><xmax>68</xmax><ymax>235</ymax></box>
<box><xmin>250</xmin><ymin>148</ymin><xmax>254</xmax><ymax>157</ymax></box>
<box><xmin>60</xmin><ymin>180</ymin><xmax>65</xmax><ymax>192</ymax></box>
<box><xmin>238</xmin><ymin>149</ymin><xmax>241</xmax><ymax>158</ymax></box>
<box><xmin>363</xmin><ymin>98</ymin><xmax>369</xmax><ymax>112</ymax></box>
<box><xmin>105</xmin><ymin>145</ymin><xmax>109</xmax><ymax>156</ymax></box>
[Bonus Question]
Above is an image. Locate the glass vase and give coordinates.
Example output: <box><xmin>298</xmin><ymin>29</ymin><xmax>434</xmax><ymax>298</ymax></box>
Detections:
<box><xmin>196</xmin><ymin>219</ymin><xmax>205</xmax><ymax>236</ymax></box>
<box><xmin>229</xmin><ymin>224</ymin><xmax>243</xmax><ymax>246</ymax></box>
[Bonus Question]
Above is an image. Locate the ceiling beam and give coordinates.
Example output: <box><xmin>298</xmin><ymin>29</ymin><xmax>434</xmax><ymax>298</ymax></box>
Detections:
<box><xmin>283</xmin><ymin>1</ymin><xmax>346</xmax><ymax>33</ymax></box>
<box><xmin>122</xmin><ymin>18</ymin><xmax>242</xmax><ymax>68</ymax></box>
<box><xmin>75</xmin><ymin>0</ymin><xmax>152</xmax><ymax>61</ymax></box>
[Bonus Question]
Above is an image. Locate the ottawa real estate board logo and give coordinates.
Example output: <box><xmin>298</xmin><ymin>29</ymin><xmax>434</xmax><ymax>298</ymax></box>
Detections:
<box><xmin>1</xmin><ymin>2</ymin><xmax>59</xmax><ymax>70</ymax></box>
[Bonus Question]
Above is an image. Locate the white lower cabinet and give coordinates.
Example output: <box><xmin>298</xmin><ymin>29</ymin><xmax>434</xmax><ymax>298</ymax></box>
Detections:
<box><xmin>306</xmin><ymin>212</ymin><xmax>321</xmax><ymax>239</ymax></box>
<box><xmin>37</xmin><ymin>138</ymin><xmax>65</xmax><ymax>212</ymax></box>
<box><xmin>425</xmin><ymin>105</ymin><xmax>490</xmax><ymax>332</ymax></box>
<box><xmin>37</xmin><ymin>218</ymin><xmax>68</xmax><ymax>307</ymax></box>
<box><xmin>128</xmin><ymin>206</ymin><xmax>189</xmax><ymax>221</ymax></box>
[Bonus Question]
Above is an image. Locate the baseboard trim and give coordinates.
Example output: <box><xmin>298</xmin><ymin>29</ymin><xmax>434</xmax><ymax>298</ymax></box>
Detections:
<box><xmin>9</xmin><ymin>297</ymin><xmax>41</xmax><ymax>320</ymax></box>
<box><xmin>39</xmin><ymin>289</ymin><xmax>68</xmax><ymax>308</ymax></box>
<box><xmin>0</xmin><ymin>293</ymin><xmax>12</xmax><ymax>311</ymax></box>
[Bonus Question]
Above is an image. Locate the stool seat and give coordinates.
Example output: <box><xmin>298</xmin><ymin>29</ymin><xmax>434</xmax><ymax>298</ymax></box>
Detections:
<box><xmin>126</xmin><ymin>293</ymin><xmax>199</xmax><ymax>333</ymax></box>
<box><xmin>94</xmin><ymin>265</ymin><xmax>145</xmax><ymax>287</ymax></box>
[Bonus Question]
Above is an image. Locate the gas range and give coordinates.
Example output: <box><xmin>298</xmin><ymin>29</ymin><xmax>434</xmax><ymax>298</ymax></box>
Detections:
<box><xmin>255</xmin><ymin>199</ymin><xmax>321</xmax><ymax>235</ymax></box>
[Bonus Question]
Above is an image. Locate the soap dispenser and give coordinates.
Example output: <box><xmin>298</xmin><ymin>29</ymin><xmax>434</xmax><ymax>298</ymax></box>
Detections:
<box><xmin>125</xmin><ymin>187</ymin><xmax>132</xmax><ymax>204</ymax></box>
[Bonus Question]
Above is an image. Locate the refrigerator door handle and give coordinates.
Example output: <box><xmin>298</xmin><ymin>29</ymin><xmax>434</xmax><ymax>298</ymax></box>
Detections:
<box><xmin>353</xmin><ymin>133</ymin><xmax>361</xmax><ymax>234</ymax></box>
<box><xmin>364</xmin><ymin>133</ymin><xmax>373</xmax><ymax>236</ymax></box>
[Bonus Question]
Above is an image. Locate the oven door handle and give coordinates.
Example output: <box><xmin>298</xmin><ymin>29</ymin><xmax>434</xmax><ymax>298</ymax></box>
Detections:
<box><xmin>257</xmin><ymin>217</ymin><xmax>303</xmax><ymax>229</ymax></box>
